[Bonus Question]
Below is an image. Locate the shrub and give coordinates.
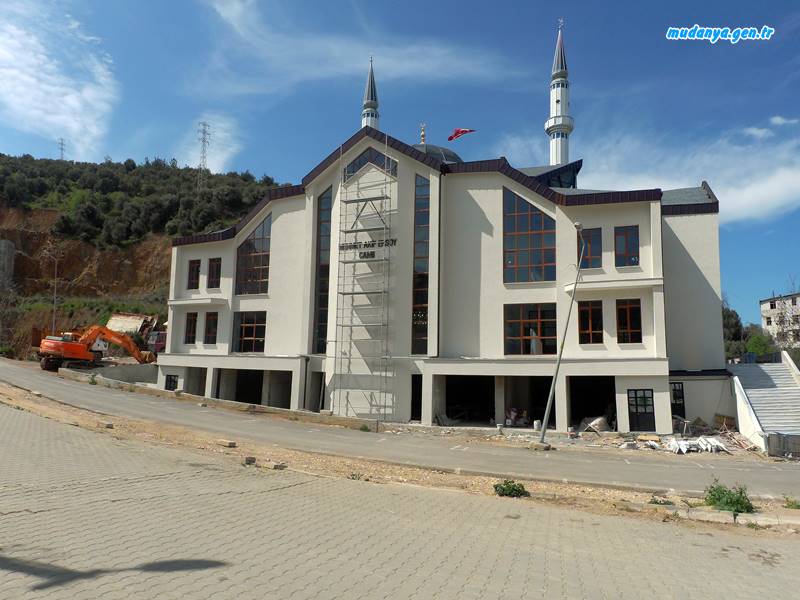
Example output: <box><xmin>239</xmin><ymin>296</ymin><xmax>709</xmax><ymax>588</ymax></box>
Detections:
<box><xmin>359</xmin><ymin>424</ymin><xmax>371</xmax><ymax>432</ymax></box>
<box><xmin>494</xmin><ymin>480</ymin><xmax>530</xmax><ymax>498</ymax></box>
<box><xmin>704</xmin><ymin>478</ymin><xmax>754</xmax><ymax>513</ymax></box>
<box><xmin>783</xmin><ymin>495</ymin><xmax>800</xmax><ymax>510</ymax></box>
<box><xmin>89</xmin><ymin>374</ymin><xmax>97</xmax><ymax>385</ymax></box>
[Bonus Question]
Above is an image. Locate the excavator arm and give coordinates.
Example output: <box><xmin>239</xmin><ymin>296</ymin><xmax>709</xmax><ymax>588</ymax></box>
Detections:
<box><xmin>78</xmin><ymin>325</ymin><xmax>155</xmax><ymax>364</ymax></box>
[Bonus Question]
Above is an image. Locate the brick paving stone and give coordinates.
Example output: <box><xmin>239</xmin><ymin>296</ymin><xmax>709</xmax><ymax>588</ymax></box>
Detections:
<box><xmin>1</xmin><ymin>403</ymin><xmax>800</xmax><ymax>599</ymax></box>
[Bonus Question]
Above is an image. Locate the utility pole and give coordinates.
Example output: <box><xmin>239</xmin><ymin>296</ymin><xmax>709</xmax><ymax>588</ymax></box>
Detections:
<box><xmin>41</xmin><ymin>242</ymin><xmax>63</xmax><ymax>335</ymax></box>
<box><xmin>58</xmin><ymin>138</ymin><xmax>66</xmax><ymax>160</ymax></box>
<box><xmin>196</xmin><ymin>121</ymin><xmax>211</xmax><ymax>195</ymax></box>
<box><xmin>538</xmin><ymin>222</ymin><xmax>584</xmax><ymax>445</ymax></box>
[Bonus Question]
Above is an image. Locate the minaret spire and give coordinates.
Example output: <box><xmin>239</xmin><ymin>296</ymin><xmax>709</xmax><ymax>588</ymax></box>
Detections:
<box><xmin>361</xmin><ymin>57</ymin><xmax>379</xmax><ymax>129</ymax></box>
<box><xmin>544</xmin><ymin>20</ymin><xmax>574</xmax><ymax>165</ymax></box>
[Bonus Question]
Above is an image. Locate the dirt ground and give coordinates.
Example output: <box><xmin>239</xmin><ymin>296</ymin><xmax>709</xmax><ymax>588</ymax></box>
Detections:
<box><xmin>1</xmin><ymin>381</ymin><xmax>797</xmax><ymax>541</ymax></box>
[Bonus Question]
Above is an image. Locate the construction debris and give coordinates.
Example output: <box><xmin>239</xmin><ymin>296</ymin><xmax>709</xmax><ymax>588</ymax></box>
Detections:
<box><xmin>666</xmin><ymin>436</ymin><xmax>729</xmax><ymax>454</ymax></box>
<box><xmin>218</xmin><ymin>439</ymin><xmax>237</xmax><ymax>448</ymax></box>
<box><xmin>578</xmin><ymin>416</ymin><xmax>611</xmax><ymax>433</ymax></box>
<box><xmin>618</xmin><ymin>441</ymin><xmax>638</xmax><ymax>450</ymax></box>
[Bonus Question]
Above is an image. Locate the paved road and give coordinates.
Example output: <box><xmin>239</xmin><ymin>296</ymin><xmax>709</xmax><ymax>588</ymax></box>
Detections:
<box><xmin>2</xmin><ymin>402</ymin><xmax>799</xmax><ymax>599</ymax></box>
<box><xmin>2</xmin><ymin>358</ymin><xmax>799</xmax><ymax>498</ymax></box>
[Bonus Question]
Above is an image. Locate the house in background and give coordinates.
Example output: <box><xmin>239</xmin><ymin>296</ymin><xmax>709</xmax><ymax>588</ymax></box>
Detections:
<box><xmin>760</xmin><ymin>292</ymin><xmax>800</xmax><ymax>348</ymax></box>
<box><xmin>156</xmin><ymin>27</ymin><xmax>731</xmax><ymax>433</ymax></box>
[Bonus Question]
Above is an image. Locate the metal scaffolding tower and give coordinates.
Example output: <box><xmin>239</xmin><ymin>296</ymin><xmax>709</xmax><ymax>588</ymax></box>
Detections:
<box><xmin>332</xmin><ymin>138</ymin><xmax>394</xmax><ymax>420</ymax></box>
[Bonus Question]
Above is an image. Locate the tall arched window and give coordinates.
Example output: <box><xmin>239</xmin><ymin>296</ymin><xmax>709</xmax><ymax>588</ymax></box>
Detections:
<box><xmin>235</xmin><ymin>213</ymin><xmax>272</xmax><ymax>295</ymax></box>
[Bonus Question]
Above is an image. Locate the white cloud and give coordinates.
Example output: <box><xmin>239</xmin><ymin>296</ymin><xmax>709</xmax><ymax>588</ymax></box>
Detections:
<box><xmin>741</xmin><ymin>127</ymin><xmax>774</xmax><ymax>140</ymax></box>
<box><xmin>0</xmin><ymin>1</ymin><xmax>118</xmax><ymax>160</ymax></box>
<box><xmin>770</xmin><ymin>115</ymin><xmax>799</xmax><ymax>126</ymax></box>
<box><xmin>495</xmin><ymin>128</ymin><xmax>800</xmax><ymax>224</ymax></box>
<box><xmin>203</xmin><ymin>0</ymin><xmax>521</xmax><ymax>95</ymax></box>
<box><xmin>175</xmin><ymin>112</ymin><xmax>242</xmax><ymax>173</ymax></box>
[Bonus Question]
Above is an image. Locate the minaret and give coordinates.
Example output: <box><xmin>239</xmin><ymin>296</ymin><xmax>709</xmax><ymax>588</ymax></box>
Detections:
<box><xmin>361</xmin><ymin>57</ymin><xmax>379</xmax><ymax>129</ymax></box>
<box><xmin>544</xmin><ymin>22</ymin><xmax>574</xmax><ymax>165</ymax></box>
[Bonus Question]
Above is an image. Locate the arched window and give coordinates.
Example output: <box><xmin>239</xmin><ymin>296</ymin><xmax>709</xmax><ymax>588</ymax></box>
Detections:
<box><xmin>235</xmin><ymin>213</ymin><xmax>272</xmax><ymax>295</ymax></box>
<box><xmin>344</xmin><ymin>147</ymin><xmax>398</xmax><ymax>182</ymax></box>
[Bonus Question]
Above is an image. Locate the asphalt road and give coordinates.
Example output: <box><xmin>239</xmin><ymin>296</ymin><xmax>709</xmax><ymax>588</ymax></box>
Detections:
<box><xmin>2</xmin><ymin>358</ymin><xmax>799</xmax><ymax>498</ymax></box>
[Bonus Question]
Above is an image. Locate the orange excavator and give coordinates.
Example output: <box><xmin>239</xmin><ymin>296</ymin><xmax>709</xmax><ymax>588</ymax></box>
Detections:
<box><xmin>38</xmin><ymin>325</ymin><xmax>156</xmax><ymax>371</ymax></box>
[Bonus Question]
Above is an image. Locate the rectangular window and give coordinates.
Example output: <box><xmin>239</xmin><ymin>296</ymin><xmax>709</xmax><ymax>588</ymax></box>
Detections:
<box><xmin>184</xmin><ymin>312</ymin><xmax>197</xmax><ymax>344</ymax></box>
<box><xmin>578</xmin><ymin>300</ymin><xmax>603</xmax><ymax>344</ymax></box>
<box><xmin>412</xmin><ymin>175</ymin><xmax>430</xmax><ymax>355</ymax></box>
<box><xmin>578</xmin><ymin>228</ymin><xmax>602</xmax><ymax>269</ymax></box>
<box><xmin>769</xmin><ymin>301</ymin><xmax>776</xmax><ymax>309</ymax></box>
<box><xmin>627</xmin><ymin>389</ymin><xmax>655</xmax><ymax>431</ymax></box>
<box><xmin>616</xmin><ymin>299</ymin><xmax>642</xmax><ymax>343</ymax></box>
<box><xmin>792</xmin><ymin>298</ymin><xmax>797</xmax><ymax>306</ymax></box>
<box><xmin>207</xmin><ymin>257</ymin><xmax>221</xmax><ymax>289</ymax></box>
<box><xmin>165</xmin><ymin>375</ymin><xmax>178</xmax><ymax>391</ymax></box>
<box><xmin>670</xmin><ymin>382</ymin><xmax>686</xmax><ymax>419</ymax></box>
<box><xmin>766</xmin><ymin>317</ymin><xmax>772</xmax><ymax>326</ymax></box>
<box><xmin>503</xmin><ymin>188</ymin><xmax>556</xmax><ymax>283</ymax></box>
<box><xmin>236</xmin><ymin>214</ymin><xmax>271</xmax><ymax>295</ymax></box>
<box><xmin>313</xmin><ymin>188</ymin><xmax>332</xmax><ymax>354</ymax></box>
<box><xmin>204</xmin><ymin>312</ymin><xmax>218</xmax><ymax>344</ymax></box>
<box><xmin>614</xmin><ymin>225</ymin><xmax>639</xmax><ymax>267</ymax></box>
<box><xmin>233</xmin><ymin>311</ymin><xmax>266</xmax><ymax>353</ymax></box>
<box><xmin>504</xmin><ymin>303</ymin><xmax>557</xmax><ymax>355</ymax></box>
<box><xmin>187</xmin><ymin>259</ymin><xmax>200</xmax><ymax>290</ymax></box>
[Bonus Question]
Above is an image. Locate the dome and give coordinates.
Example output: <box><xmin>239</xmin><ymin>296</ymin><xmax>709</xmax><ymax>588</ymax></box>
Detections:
<box><xmin>412</xmin><ymin>144</ymin><xmax>463</xmax><ymax>164</ymax></box>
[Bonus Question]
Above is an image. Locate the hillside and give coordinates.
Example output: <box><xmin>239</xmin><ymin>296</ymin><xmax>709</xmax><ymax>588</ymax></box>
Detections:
<box><xmin>0</xmin><ymin>153</ymin><xmax>282</xmax><ymax>358</ymax></box>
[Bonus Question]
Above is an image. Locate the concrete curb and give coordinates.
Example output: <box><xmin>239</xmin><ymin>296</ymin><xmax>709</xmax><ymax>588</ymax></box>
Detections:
<box><xmin>609</xmin><ymin>499</ymin><xmax>800</xmax><ymax>527</ymax></box>
<box><xmin>56</xmin><ymin>368</ymin><xmax>380</xmax><ymax>432</ymax></box>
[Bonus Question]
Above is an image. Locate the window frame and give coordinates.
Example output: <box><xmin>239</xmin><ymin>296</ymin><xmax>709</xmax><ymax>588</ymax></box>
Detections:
<box><xmin>187</xmin><ymin>259</ymin><xmax>201</xmax><ymax>290</ymax></box>
<box><xmin>313</xmin><ymin>188</ymin><xmax>332</xmax><ymax>354</ymax></box>
<box><xmin>165</xmin><ymin>374</ymin><xmax>178</xmax><ymax>391</ymax></box>
<box><xmin>235</xmin><ymin>214</ymin><xmax>272</xmax><ymax>295</ymax></box>
<box><xmin>504</xmin><ymin>303</ymin><xmax>557</xmax><ymax>355</ymax></box>
<box><xmin>670</xmin><ymin>382</ymin><xmax>686</xmax><ymax>419</ymax></box>
<box><xmin>233</xmin><ymin>311</ymin><xmax>266</xmax><ymax>353</ymax></box>
<box><xmin>502</xmin><ymin>188</ymin><xmax>557</xmax><ymax>283</ymax></box>
<box><xmin>579</xmin><ymin>228</ymin><xmax>602</xmax><ymax>269</ymax></box>
<box><xmin>184</xmin><ymin>312</ymin><xmax>198</xmax><ymax>344</ymax></box>
<box><xmin>614</xmin><ymin>225</ymin><xmax>640</xmax><ymax>267</ymax></box>
<box><xmin>207</xmin><ymin>257</ymin><xmax>222</xmax><ymax>289</ymax></box>
<box><xmin>616</xmin><ymin>298</ymin><xmax>643</xmax><ymax>344</ymax></box>
<box><xmin>578</xmin><ymin>300</ymin><xmax>603</xmax><ymax>344</ymax></box>
<box><xmin>412</xmin><ymin>175</ymin><xmax>430</xmax><ymax>355</ymax></box>
<box><xmin>204</xmin><ymin>312</ymin><xmax>218</xmax><ymax>345</ymax></box>
<box><xmin>343</xmin><ymin>147</ymin><xmax>398</xmax><ymax>182</ymax></box>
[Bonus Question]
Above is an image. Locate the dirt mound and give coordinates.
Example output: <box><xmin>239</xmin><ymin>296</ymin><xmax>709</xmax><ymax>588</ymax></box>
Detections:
<box><xmin>0</xmin><ymin>213</ymin><xmax>171</xmax><ymax>296</ymax></box>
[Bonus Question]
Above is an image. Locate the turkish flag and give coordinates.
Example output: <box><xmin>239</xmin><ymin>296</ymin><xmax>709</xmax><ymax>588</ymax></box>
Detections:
<box><xmin>447</xmin><ymin>128</ymin><xmax>476</xmax><ymax>141</ymax></box>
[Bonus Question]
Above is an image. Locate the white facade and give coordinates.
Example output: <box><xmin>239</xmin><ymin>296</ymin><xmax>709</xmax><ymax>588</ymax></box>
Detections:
<box><xmin>157</xmin><ymin>33</ymin><xmax>731</xmax><ymax>434</ymax></box>
<box><xmin>761</xmin><ymin>292</ymin><xmax>800</xmax><ymax>348</ymax></box>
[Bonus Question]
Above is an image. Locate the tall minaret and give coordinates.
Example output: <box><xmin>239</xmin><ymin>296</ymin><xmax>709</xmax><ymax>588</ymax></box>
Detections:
<box><xmin>544</xmin><ymin>22</ymin><xmax>574</xmax><ymax>165</ymax></box>
<box><xmin>361</xmin><ymin>57</ymin><xmax>379</xmax><ymax>129</ymax></box>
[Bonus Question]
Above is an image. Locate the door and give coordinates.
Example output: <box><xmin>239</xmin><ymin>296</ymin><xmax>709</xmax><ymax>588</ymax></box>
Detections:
<box><xmin>411</xmin><ymin>374</ymin><xmax>422</xmax><ymax>421</ymax></box>
<box><xmin>235</xmin><ymin>370</ymin><xmax>264</xmax><ymax>404</ymax></box>
<box><xmin>627</xmin><ymin>389</ymin><xmax>655</xmax><ymax>431</ymax></box>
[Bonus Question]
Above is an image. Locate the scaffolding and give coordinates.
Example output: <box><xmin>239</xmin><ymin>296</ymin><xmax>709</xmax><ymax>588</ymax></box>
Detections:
<box><xmin>332</xmin><ymin>136</ymin><xmax>394</xmax><ymax>420</ymax></box>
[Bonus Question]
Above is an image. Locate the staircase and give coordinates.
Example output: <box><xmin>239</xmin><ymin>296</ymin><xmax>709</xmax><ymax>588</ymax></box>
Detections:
<box><xmin>730</xmin><ymin>361</ymin><xmax>800</xmax><ymax>434</ymax></box>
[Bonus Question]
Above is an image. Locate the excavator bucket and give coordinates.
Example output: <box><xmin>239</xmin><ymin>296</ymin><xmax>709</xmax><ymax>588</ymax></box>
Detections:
<box><xmin>140</xmin><ymin>350</ymin><xmax>156</xmax><ymax>364</ymax></box>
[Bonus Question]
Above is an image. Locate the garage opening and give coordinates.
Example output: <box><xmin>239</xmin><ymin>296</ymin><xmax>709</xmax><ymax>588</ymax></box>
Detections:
<box><xmin>505</xmin><ymin>376</ymin><xmax>555</xmax><ymax>428</ymax></box>
<box><xmin>235</xmin><ymin>369</ymin><xmax>263</xmax><ymax>404</ymax></box>
<box><xmin>185</xmin><ymin>367</ymin><xmax>207</xmax><ymax>396</ymax></box>
<box><xmin>265</xmin><ymin>370</ymin><xmax>292</xmax><ymax>409</ymax></box>
<box><xmin>444</xmin><ymin>375</ymin><xmax>494</xmax><ymax>425</ymax></box>
<box><xmin>568</xmin><ymin>376</ymin><xmax>617</xmax><ymax>431</ymax></box>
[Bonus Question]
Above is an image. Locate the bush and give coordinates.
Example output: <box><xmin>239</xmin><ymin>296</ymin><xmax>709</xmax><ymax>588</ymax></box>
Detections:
<box><xmin>704</xmin><ymin>478</ymin><xmax>754</xmax><ymax>513</ymax></box>
<box><xmin>494</xmin><ymin>480</ymin><xmax>530</xmax><ymax>498</ymax></box>
<box><xmin>783</xmin><ymin>495</ymin><xmax>800</xmax><ymax>510</ymax></box>
<box><xmin>359</xmin><ymin>424</ymin><xmax>371</xmax><ymax>432</ymax></box>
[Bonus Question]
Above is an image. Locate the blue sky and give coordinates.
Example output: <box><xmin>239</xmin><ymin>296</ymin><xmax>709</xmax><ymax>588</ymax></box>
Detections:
<box><xmin>0</xmin><ymin>0</ymin><xmax>798</xmax><ymax>323</ymax></box>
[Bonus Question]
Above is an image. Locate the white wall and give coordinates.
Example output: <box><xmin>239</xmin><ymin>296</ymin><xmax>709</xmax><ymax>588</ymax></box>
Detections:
<box><xmin>662</xmin><ymin>213</ymin><xmax>725</xmax><ymax>370</ymax></box>
<box><xmin>671</xmin><ymin>376</ymin><xmax>734</xmax><ymax>425</ymax></box>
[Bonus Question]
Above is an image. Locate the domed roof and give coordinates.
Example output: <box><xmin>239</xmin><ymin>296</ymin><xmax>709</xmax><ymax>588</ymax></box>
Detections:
<box><xmin>412</xmin><ymin>144</ymin><xmax>463</xmax><ymax>164</ymax></box>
